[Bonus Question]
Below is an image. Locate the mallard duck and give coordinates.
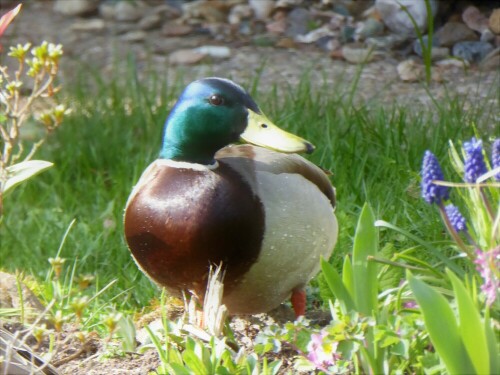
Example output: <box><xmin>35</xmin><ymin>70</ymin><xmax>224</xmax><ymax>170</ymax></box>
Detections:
<box><xmin>124</xmin><ymin>78</ymin><xmax>338</xmax><ymax>317</ymax></box>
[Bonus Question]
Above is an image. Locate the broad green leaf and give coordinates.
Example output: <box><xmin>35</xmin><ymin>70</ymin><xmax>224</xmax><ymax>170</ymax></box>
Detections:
<box><xmin>352</xmin><ymin>203</ymin><xmax>377</xmax><ymax>316</ymax></box>
<box><xmin>320</xmin><ymin>257</ymin><xmax>355</xmax><ymax>313</ymax></box>
<box><xmin>167</xmin><ymin>362</ymin><xmax>191</xmax><ymax>375</ymax></box>
<box><xmin>3</xmin><ymin>160</ymin><xmax>53</xmax><ymax>195</ymax></box>
<box><xmin>408</xmin><ymin>272</ymin><xmax>475</xmax><ymax>374</ymax></box>
<box><xmin>183</xmin><ymin>348</ymin><xmax>209</xmax><ymax>375</ymax></box>
<box><xmin>342</xmin><ymin>255</ymin><xmax>354</xmax><ymax>299</ymax></box>
<box><xmin>447</xmin><ymin>269</ymin><xmax>489</xmax><ymax>374</ymax></box>
<box><xmin>484</xmin><ymin>309</ymin><xmax>500</xmax><ymax>374</ymax></box>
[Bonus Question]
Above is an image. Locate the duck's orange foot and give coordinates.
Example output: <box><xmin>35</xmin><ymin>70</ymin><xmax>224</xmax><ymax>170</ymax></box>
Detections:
<box><xmin>291</xmin><ymin>288</ymin><xmax>306</xmax><ymax>318</ymax></box>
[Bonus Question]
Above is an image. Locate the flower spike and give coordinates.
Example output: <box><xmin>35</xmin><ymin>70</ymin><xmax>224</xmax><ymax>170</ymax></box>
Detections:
<box><xmin>492</xmin><ymin>138</ymin><xmax>500</xmax><ymax>182</ymax></box>
<box><xmin>444</xmin><ymin>204</ymin><xmax>467</xmax><ymax>233</ymax></box>
<box><xmin>421</xmin><ymin>151</ymin><xmax>449</xmax><ymax>205</ymax></box>
<box><xmin>463</xmin><ymin>138</ymin><xmax>488</xmax><ymax>183</ymax></box>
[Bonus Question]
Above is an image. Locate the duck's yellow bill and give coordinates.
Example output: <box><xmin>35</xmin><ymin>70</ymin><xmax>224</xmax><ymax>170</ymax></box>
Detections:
<box><xmin>240</xmin><ymin>110</ymin><xmax>314</xmax><ymax>154</ymax></box>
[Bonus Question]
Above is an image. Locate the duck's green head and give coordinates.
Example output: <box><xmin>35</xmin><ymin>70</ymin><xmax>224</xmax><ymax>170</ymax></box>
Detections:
<box><xmin>160</xmin><ymin>77</ymin><xmax>314</xmax><ymax>164</ymax></box>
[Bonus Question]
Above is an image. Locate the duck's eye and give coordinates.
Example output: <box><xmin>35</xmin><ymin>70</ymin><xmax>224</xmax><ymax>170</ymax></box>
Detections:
<box><xmin>260</xmin><ymin>123</ymin><xmax>268</xmax><ymax>128</ymax></box>
<box><xmin>208</xmin><ymin>94</ymin><xmax>224</xmax><ymax>106</ymax></box>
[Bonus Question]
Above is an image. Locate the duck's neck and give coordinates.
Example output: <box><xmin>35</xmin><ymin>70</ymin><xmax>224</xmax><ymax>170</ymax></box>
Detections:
<box><xmin>159</xmin><ymin>114</ymin><xmax>219</xmax><ymax>165</ymax></box>
<box><xmin>160</xmin><ymin>141</ymin><xmax>217</xmax><ymax>165</ymax></box>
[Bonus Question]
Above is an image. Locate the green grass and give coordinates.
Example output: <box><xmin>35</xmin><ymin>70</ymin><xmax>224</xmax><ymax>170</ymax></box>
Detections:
<box><xmin>1</xmin><ymin>63</ymin><xmax>498</xmax><ymax>310</ymax></box>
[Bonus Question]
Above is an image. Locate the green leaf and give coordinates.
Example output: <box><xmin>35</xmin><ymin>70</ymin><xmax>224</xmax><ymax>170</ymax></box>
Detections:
<box><xmin>3</xmin><ymin>160</ymin><xmax>53</xmax><ymax>195</ymax></box>
<box><xmin>484</xmin><ymin>309</ymin><xmax>500</xmax><ymax>374</ymax></box>
<box><xmin>408</xmin><ymin>272</ymin><xmax>475</xmax><ymax>374</ymax></box>
<box><xmin>342</xmin><ymin>255</ymin><xmax>354</xmax><ymax>299</ymax></box>
<box><xmin>183</xmin><ymin>348</ymin><xmax>209</xmax><ymax>375</ymax></box>
<box><xmin>352</xmin><ymin>203</ymin><xmax>378</xmax><ymax>316</ymax></box>
<box><xmin>320</xmin><ymin>257</ymin><xmax>355</xmax><ymax>313</ymax></box>
<box><xmin>447</xmin><ymin>269</ymin><xmax>489</xmax><ymax>374</ymax></box>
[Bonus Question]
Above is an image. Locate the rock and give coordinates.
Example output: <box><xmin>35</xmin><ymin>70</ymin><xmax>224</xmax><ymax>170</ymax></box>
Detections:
<box><xmin>193</xmin><ymin>45</ymin><xmax>231</xmax><ymax>59</ymax></box>
<box><xmin>435</xmin><ymin>22</ymin><xmax>477</xmax><ymax>47</ymax></box>
<box><xmin>399</xmin><ymin>59</ymin><xmax>446</xmax><ymax>83</ymax></box>
<box><xmin>452</xmin><ymin>41</ymin><xmax>494</xmax><ymax>63</ymax></box>
<box><xmin>229</xmin><ymin>4</ymin><xmax>253</xmax><ymax>24</ymax></box>
<box><xmin>121</xmin><ymin>30</ymin><xmax>147</xmax><ymax>43</ymax></box>
<box><xmin>138</xmin><ymin>13</ymin><xmax>162</xmax><ymax>30</ymax></box>
<box><xmin>342</xmin><ymin>44</ymin><xmax>378</xmax><ymax>64</ymax></box>
<box><xmin>479</xmin><ymin>47</ymin><xmax>500</xmax><ymax>70</ymax></box>
<box><xmin>375</xmin><ymin>0</ymin><xmax>438</xmax><ymax>36</ymax></box>
<box><xmin>340</xmin><ymin>25</ymin><xmax>356</xmax><ymax>43</ymax></box>
<box><xmin>99</xmin><ymin>0</ymin><xmax>116</xmax><ymax>19</ymax></box>
<box><xmin>462</xmin><ymin>6</ymin><xmax>489</xmax><ymax>34</ymax></box>
<box><xmin>295</xmin><ymin>25</ymin><xmax>334</xmax><ymax>44</ymax></box>
<box><xmin>54</xmin><ymin>0</ymin><xmax>98</xmax><ymax>16</ymax></box>
<box><xmin>267</xmin><ymin>10</ymin><xmax>287</xmax><ymax>34</ymax></box>
<box><xmin>71</xmin><ymin>18</ymin><xmax>106</xmax><ymax>32</ymax></box>
<box><xmin>316</xmin><ymin>36</ymin><xmax>340</xmax><ymax>52</ymax></box>
<box><xmin>249</xmin><ymin>0</ymin><xmax>274</xmax><ymax>20</ymax></box>
<box><xmin>0</xmin><ymin>272</ymin><xmax>48</xmax><ymax>325</ymax></box>
<box><xmin>436</xmin><ymin>58</ymin><xmax>469</xmax><ymax>69</ymax></box>
<box><xmin>162</xmin><ymin>24</ymin><xmax>193</xmax><ymax>36</ymax></box>
<box><xmin>115</xmin><ymin>0</ymin><xmax>145</xmax><ymax>22</ymax></box>
<box><xmin>356</xmin><ymin>18</ymin><xmax>385</xmax><ymax>40</ymax></box>
<box><xmin>490</xmin><ymin>9</ymin><xmax>500</xmax><ymax>34</ymax></box>
<box><xmin>286</xmin><ymin>8</ymin><xmax>313</xmax><ymax>38</ymax></box>
<box><xmin>366</xmin><ymin>33</ymin><xmax>409</xmax><ymax>50</ymax></box>
<box><xmin>182</xmin><ymin>0</ymin><xmax>228</xmax><ymax>24</ymax></box>
<box><xmin>169</xmin><ymin>49</ymin><xmax>207</xmax><ymax>65</ymax></box>
<box><xmin>275</xmin><ymin>37</ymin><xmax>295</xmax><ymax>48</ymax></box>
<box><xmin>397</xmin><ymin>59</ymin><xmax>423</xmax><ymax>82</ymax></box>
<box><xmin>413</xmin><ymin>36</ymin><xmax>449</xmax><ymax>61</ymax></box>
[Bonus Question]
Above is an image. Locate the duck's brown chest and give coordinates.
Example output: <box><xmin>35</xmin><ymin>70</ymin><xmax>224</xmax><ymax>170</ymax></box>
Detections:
<box><xmin>124</xmin><ymin>161</ymin><xmax>265</xmax><ymax>297</ymax></box>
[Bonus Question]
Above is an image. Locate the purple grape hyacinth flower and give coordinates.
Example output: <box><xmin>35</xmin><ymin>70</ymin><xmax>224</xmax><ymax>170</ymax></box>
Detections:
<box><xmin>444</xmin><ymin>204</ymin><xmax>467</xmax><ymax>232</ymax></box>
<box><xmin>492</xmin><ymin>138</ymin><xmax>500</xmax><ymax>181</ymax></box>
<box><xmin>463</xmin><ymin>138</ymin><xmax>488</xmax><ymax>183</ymax></box>
<box><xmin>421</xmin><ymin>151</ymin><xmax>449</xmax><ymax>205</ymax></box>
<box><xmin>475</xmin><ymin>247</ymin><xmax>499</xmax><ymax>306</ymax></box>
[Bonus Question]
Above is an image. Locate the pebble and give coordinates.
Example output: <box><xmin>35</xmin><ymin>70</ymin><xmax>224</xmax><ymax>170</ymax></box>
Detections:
<box><xmin>249</xmin><ymin>0</ymin><xmax>274</xmax><ymax>20</ymax></box>
<box><xmin>121</xmin><ymin>30</ymin><xmax>147</xmax><ymax>43</ymax></box>
<box><xmin>138</xmin><ymin>13</ymin><xmax>162</xmax><ymax>30</ymax></box>
<box><xmin>356</xmin><ymin>18</ymin><xmax>385</xmax><ymax>40</ymax></box>
<box><xmin>162</xmin><ymin>24</ymin><xmax>193</xmax><ymax>37</ymax></box>
<box><xmin>434</xmin><ymin>22</ymin><xmax>477</xmax><ymax>47</ymax></box>
<box><xmin>169</xmin><ymin>49</ymin><xmax>206</xmax><ymax>65</ymax></box>
<box><xmin>462</xmin><ymin>6</ymin><xmax>489</xmax><ymax>34</ymax></box>
<box><xmin>286</xmin><ymin>8</ymin><xmax>313</xmax><ymax>38</ymax></box>
<box><xmin>452</xmin><ymin>41</ymin><xmax>494</xmax><ymax>63</ymax></box>
<box><xmin>413</xmin><ymin>35</ymin><xmax>438</xmax><ymax>57</ymax></box>
<box><xmin>193</xmin><ymin>45</ymin><xmax>231</xmax><ymax>59</ymax></box>
<box><xmin>54</xmin><ymin>0</ymin><xmax>98</xmax><ymax>16</ymax></box>
<box><xmin>375</xmin><ymin>0</ymin><xmax>438</xmax><ymax>36</ymax></box>
<box><xmin>295</xmin><ymin>25</ymin><xmax>334</xmax><ymax>44</ymax></box>
<box><xmin>490</xmin><ymin>9</ymin><xmax>500</xmax><ymax>34</ymax></box>
<box><xmin>115</xmin><ymin>0</ymin><xmax>144</xmax><ymax>22</ymax></box>
<box><xmin>228</xmin><ymin>4</ymin><xmax>253</xmax><ymax>24</ymax></box>
<box><xmin>71</xmin><ymin>18</ymin><xmax>106</xmax><ymax>32</ymax></box>
<box><xmin>181</xmin><ymin>0</ymin><xmax>227</xmax><ymax>24</ymax></box>
<box><xmin>396</xmin><ymin>59</ymin><xmax>442</xmax><ymax>82</ymax></box>
<box><xmin>342</xmin><ymin>44</ymin><xmax>378</xmax><ymax>64</ymax></box>
<box><xmin>479</xmin><ymin>47</ymin><xmax>500</xmax><ymax>71</ymax></box>
<box><xmin>366</xmin><ymin>34</ymin><xmax>409</xmax><ymax>50</ymax></box>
